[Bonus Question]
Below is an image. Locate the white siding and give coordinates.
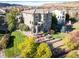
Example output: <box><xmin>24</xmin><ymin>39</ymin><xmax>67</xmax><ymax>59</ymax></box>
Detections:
<box><xmin>22</xmin><ymin>13</ymin><xmax>34</xmax><ymax>29</ymax></box>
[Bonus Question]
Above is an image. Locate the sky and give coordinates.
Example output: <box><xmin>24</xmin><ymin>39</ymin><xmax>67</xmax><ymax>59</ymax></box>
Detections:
<box><xmin>0</xmin><ymin>0</ymin><xmax>79</xmax><ymax>6</ymax></box>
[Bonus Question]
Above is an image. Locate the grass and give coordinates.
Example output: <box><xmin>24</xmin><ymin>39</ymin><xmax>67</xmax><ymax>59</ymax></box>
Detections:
<box><xmin>73</xmin><ymin>22</ymin><xmax>79</xmax><ymax>30</ymax></box>
<box><xmin>5</xmin><ymin>31</ymin><xmax>27</xmax><ymax>57</ymax></box>
<box><xmin>52</xmin><ymin>33</ymin><xmax>66</xmax><ymax>39</ymax></box>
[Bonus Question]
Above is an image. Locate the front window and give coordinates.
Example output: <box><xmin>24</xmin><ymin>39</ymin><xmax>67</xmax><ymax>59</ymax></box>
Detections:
<box><xmin>35</xmin><ymin>13</ymin><xmax>41</xmax><ymax>22</ymax></box>
<box><xmin>44</xmin><ymin>14</ymin><xmax>48</xmax><ymax>20</ymax></box>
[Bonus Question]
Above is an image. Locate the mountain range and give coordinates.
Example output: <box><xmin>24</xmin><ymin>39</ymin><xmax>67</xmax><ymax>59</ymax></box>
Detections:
<box><xmin>0</xmin><ymin>3</ymin><xmax>23</xmax><ymax>7</ymax></box>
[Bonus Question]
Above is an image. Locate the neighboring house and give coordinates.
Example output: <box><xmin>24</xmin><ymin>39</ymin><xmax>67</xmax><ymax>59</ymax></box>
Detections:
<box><xmin>22</xmin><ymin>8</ymin><xmax>52</xmax><ymax>34</ymax></box>
<box><xmin>52</xmin><ymin>10</ymin><xmax>66</xmax><ymax>25</ymax></box>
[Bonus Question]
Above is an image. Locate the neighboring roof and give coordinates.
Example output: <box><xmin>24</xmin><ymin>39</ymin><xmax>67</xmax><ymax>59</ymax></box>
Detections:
<box><xmin>22</xmin><ymin>8</ymin><xmax>50</xmax><ymax>14</ymax></box>
<box><xmin>35</xmin><ymin>9</ymin><xmax>49</xmax><ymax>13</ymax></box>
<box><xmin>22</xmin><ymin>9</ymin><xmax>35</xmax><ymax>14</ymax></box>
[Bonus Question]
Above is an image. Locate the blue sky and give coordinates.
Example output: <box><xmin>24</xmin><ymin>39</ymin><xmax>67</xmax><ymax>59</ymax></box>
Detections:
<box><xmin>0</xmin><ymin>0</ymin><xmax>78</xmax><ymax>6</ymax></box>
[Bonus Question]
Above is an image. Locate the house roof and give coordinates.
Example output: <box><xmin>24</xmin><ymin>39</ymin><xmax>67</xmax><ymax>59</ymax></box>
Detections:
<box><xmin>22</xmin><ymin>8</ymin><xmax>50</xmax><ymax>14</ymax></box>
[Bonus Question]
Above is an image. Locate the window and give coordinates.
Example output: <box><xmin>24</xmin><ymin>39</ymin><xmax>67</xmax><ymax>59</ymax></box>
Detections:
<box><xmin>30</xmin><ymin>21</ymin><xmax>31</xmax><ymax>24</ymax></box>
<box><xmin>35</xmin><ymin>14</ymin><xmax>41</xmax><ymax>22</ymax></box>
<box><xmin>34</xmin><ymin>22</ymin><xmax>37</xmax><ymax>25</ymax></box>
<box><xmin>62</xmin><ymin>11</ymin><xmax>64</xmax><ymax>15</ymax></box>
<box><xmin>58</xmin><ymin>16</ymin><xmax>59</xmax><ymax>18</ymax></box>
<box><xmin>44</xmin><ymin>14</ymin><xmax>48</xmax><ymax>20</ymax></box>
<box><xmin>62</xmin><ymin>16</ymin><xmax>64</xmax><ymax>18</ymax></box>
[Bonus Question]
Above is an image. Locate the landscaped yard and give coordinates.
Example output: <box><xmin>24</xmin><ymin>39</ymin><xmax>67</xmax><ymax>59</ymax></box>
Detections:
<box><xmin>5</xmin><ymin>31</ymin><xmax>27</xmax><ymax>57</ymax></box>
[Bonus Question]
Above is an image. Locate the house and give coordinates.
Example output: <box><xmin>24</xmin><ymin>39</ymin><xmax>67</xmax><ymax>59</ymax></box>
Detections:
<box><xmin>22</xmin><ymin>8</ymin><xmax>52</xmax><ymax>34</ymax></box>
<box><xmin>52</xmin><ymin>10</ymin><xmax>66</xmax><ymax>25</ymax></box>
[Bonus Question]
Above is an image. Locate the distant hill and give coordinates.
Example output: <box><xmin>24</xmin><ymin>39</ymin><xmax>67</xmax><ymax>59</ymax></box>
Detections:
<box><xmin>0</xmin><ymin>3</ymin><xmax>23</xmax><ymax>7</ymax></box>
<box><xmin>40</xmin><ymin>1</ymin><xmax>79</xmax><ymax>10</ymax></box>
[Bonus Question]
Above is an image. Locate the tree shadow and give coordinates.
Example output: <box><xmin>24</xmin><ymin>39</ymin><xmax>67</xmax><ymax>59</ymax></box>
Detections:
<box><xmin>47</xmin><ymin>42</ymin><xmax>69</xmax><ymax>58</ymax></box>
<box><xmin>52</xmin><ymin>47</ymin><xmax>69</xmax><ymax>58</ymax></box>
<box><xmin>66</xmin><ymin>25</ymin><xmax>75</xmax><ymax>33</ymax></box>
<box><xmin>6</xmin><ymin>36</ymin><xmax>15</xmax><ymax>48</ymax></box>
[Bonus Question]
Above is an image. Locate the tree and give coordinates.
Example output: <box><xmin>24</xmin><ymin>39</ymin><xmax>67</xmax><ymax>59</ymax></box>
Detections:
<box><xmin>18</xmin><ymin>23</ymin><xmax>29</xmax><ymax>31</ymax></box>
<box><xmin>34</xmin><ymin>43</ymin><xmax>52</xmax><ymax>58</ymax></box>
<box><xmin>0</xmin><ymin>34</ymin><xmax>10</xmax><ymax>49</ymax></box>
<box><xmin>65</xmin><ymin>50</ymin><xmax>79</xmax><ymax>58</ymax></box>
<box><xmin>6</xmin><ymin>7</ymin><xmax>19</xmax><ymax>32</ymax></box>
<box><xmin>18</xmin><ymin>37</ymin><xmax>53</xmax><ymax>58</ymax></box>
<box><xmin>65</xmin><ymin>13</ymin><xmax>70</xmax><ymax>22</ymax></box>
<box><xmin>62</xmin><ymin>30</ymin><xmax>79</xmax><ymax>50</ymax></box>
<box><xmin>51</xmin><ymin>14</ymin><xmax>57</xmax><ymax>32</ymax></box>
<box><xmin>18</xmin><ymin>36</ymin><xmax>38</xmax><ymax>58</ymax></box>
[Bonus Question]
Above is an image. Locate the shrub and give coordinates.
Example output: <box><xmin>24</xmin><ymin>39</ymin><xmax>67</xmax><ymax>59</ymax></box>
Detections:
<box><xmin>63</xmin><ymin>30</ymin><xmax>79</xmax><ymax>50</ymax></box>
<box><xmin>65</xmin><ymin>50</ymin><xmax>79</xmax><ymax>58</ymax></box>
<box><xmin>18</xmin><ymin>36</ymin><xmax>38</xmax><ymax>58</ymax></box>
<box><xmin>0</xmin><ymin>34</ymin><xmax>10</xmax><ymax>49</ymax></box>
<box><xmin>18</xmin><ymin>23</ymin><xmax>29</xmax><ymax>31</ymax></box>
<box><xmin>18</xmin><ymin>37</ymin><xmax>53</xmax><ymax>58</ymax></box>
<box><xmin>34</xmin><ymin>43</ymin><xmax>52</xmax><ymax>58</ymax></box>
<box><xmin>63</xmin><ymin>36</ymin><xmax>77</xmax><ymax>50</ymax></box>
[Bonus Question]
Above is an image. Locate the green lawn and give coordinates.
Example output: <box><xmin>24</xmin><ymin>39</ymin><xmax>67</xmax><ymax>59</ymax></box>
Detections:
<box><xmin>52</xmin><ymin>33</ymin><xmax>65</xmax><ymax>39</ymax></box>
<box><xmin>5</xmin><ymin>31</ymin><xmax>27</xmax><ymax>57</ymax></box>
<box><xmin>73</xmin><ymin>22</ymin><xmax>79</xmax><ymax>30</ymax></box>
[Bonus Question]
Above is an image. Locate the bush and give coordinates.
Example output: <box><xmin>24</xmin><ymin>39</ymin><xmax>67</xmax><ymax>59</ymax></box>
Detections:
<box><xmin>63</xmin><ymin>30</ymin><xmax>79</xmax><ymax>50</ymax></box>
<box><xmin>18</xmin><ymin>37</ymin><xmax>53</xmax><ymax>58</ymax></box>
<box><xmin>18</xmin><ymin>36</ymin><xmax>38</xmax><ymax>58</ymax></box>
<box><xmin>65</xmin><ymin>50</ymin><xmax>79</xmax><ymax>58</ymax></box>
<box><xmin>18</xmin><ymin>23</ymin><xmax>29</xmax><ymax>31</ymax></box>
<box><xmin>63</xmin><ymin>36</ymin><xmax>77</xmax><ymax>50</ymax></box>
<box><xmin>34</xmin><ymin>43</ymin><xmax>52</xmax><ymax>58</ymax></box>
<box><xmin>0</xmin><ymin>34</ymin><xmax>10</xmax><ymax>49</ymax></box>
